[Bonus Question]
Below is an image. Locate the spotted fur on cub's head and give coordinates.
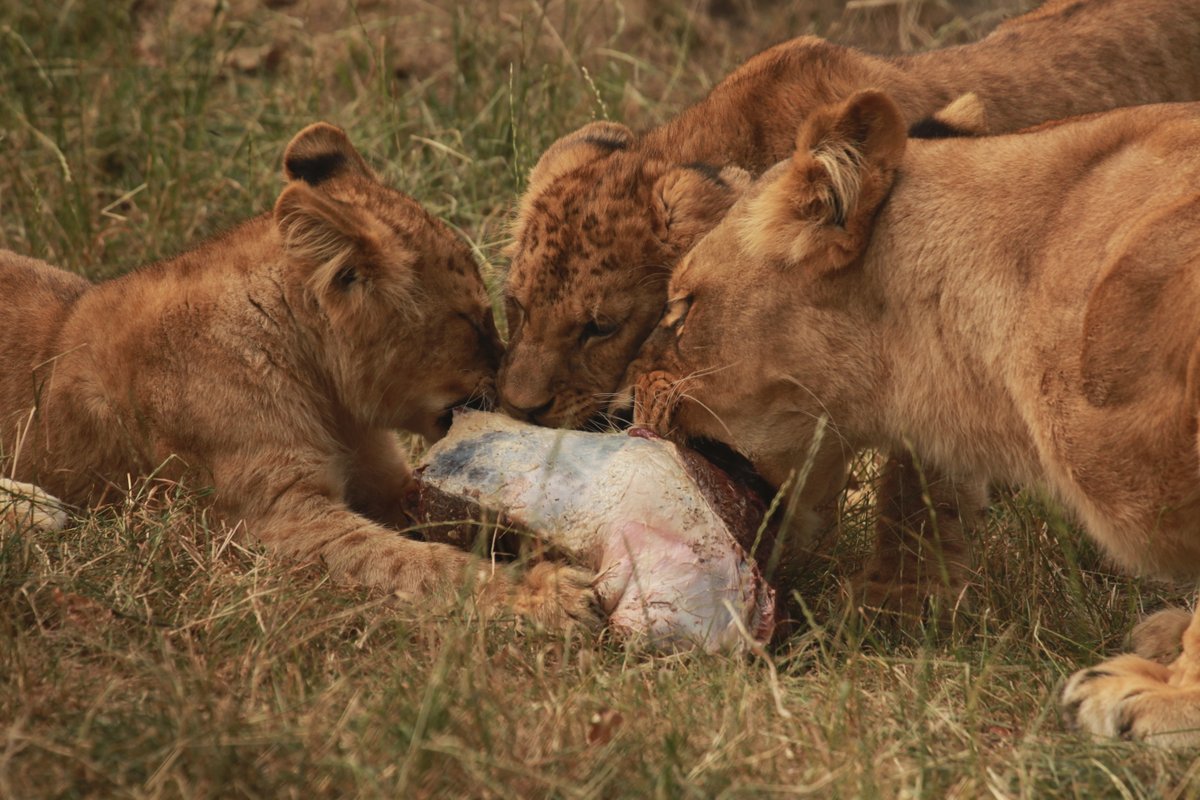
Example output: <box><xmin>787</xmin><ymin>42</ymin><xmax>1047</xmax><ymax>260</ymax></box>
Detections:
<box><xmin>500</xmin><ymin>123</ymin><xmax>749</xmax><ymax>429</ymax></box>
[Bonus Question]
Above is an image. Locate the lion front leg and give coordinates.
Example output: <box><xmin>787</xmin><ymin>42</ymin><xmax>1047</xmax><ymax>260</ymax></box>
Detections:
<box><xmin>1063</xmin><ymin>604</ymin><xmax>1200</xmax><ymax>746</ymax></box>
<box><xmin>247</xmin><ymin>482</ymin><xmax>600</xmax><ymax>629</ymax></box>
<box><xmin>848</xmin><ymin>453</ymin><xmax>984</xmax><ymax>627</ymax></box>
<box><xmin>342</xmin><ymin>429</ymin><xmax>417</xmax><ymax>528</ymax></box>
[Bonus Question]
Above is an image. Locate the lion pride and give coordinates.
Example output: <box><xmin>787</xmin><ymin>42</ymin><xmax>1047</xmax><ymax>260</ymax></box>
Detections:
<box><xmin>0</xmin><ymin>123</ymin><xmax>595</xmax><ymax>627</ymax></box>
<box><xmin>500</xmin><ymin>0</ymin><xmax>1200</xmax><ymax>617</ymax></box>
<box><xmin>628</xmin><ymin>89</ymin><xmax>1200</xmax><ymax>744</ymax></box>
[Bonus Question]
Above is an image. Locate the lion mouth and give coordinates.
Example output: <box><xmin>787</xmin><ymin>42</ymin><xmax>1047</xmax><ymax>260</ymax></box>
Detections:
<box><xmin>585</xmin><ymin>403</ymin><xmax>633</xmax><ymax>433</ymax></box>
<box><xmin>686</xmin><ymin>437</ymin><xmax>776</xmax><ymax>505</ymax></box>
<box><xmin>436</xmin><ymin>393</ymin><xmax>495</xmax><ymax>435</ymax></box>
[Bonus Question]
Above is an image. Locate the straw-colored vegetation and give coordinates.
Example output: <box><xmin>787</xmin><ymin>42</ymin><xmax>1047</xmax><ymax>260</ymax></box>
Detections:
<box><xmin>2</xmin><ymin>1</ymin><xmax>1198</xmax><ymax>796</ymax></box>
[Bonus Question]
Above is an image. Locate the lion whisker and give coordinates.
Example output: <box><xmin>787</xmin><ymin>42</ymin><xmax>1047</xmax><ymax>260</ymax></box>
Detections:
<box><xmin>678</xmin><ymin>363</ymin><xmax>735</xmax><ymax>382</ymax></box>
<box><xmin>676</xmin><ymin>390</ymin><xmax>737</xmax><ymax>444</ymax></box>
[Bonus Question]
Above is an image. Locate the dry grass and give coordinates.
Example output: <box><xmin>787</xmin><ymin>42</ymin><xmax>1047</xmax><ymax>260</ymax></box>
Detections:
<box><xmin>3</xmin><ymin>1</ymin><xmax>1200</xmax><ymax>796</ymax></box>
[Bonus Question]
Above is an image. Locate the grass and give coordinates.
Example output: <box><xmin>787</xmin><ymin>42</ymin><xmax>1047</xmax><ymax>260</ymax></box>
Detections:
<box><xmin>2</xmin><ymin>0</ymin><xmax>1200</xmax><ymax>796</ymax></box>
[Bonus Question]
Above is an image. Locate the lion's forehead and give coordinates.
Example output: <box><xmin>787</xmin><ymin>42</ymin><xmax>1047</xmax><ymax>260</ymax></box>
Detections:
<box><xmin>511</xmin><ymin>236</ymin><xmax>659</xmax><ymax>309</ymax></box>
<box><xmin>510</xmin><ymin>211</ymin><xmax>663</xmax><ymax>305</ymax></box>
<box><xmin>513</xmin><ymin>158</ymin><xmax>657</xmax><ymax>256</ymax></box>
<box><xmin>343</xmin><ymin>181</ymin><xmax>489</xmax><ymax>300</ymax></box>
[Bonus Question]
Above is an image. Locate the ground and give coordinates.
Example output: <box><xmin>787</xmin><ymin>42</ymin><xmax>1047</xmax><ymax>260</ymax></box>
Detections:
<box><xmin>2</xmin><ymin>1</ymin><xmax>1199</xmax><ymax>796</ymax></box>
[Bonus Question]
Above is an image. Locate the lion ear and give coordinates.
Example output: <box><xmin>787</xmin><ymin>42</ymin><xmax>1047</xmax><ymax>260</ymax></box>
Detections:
<box><xmin>525</xmin><ymin>120</ymin><xmax>634</xmax><ymax>196</ymax></box>
<box><xmin>274</xmin><ymin>181</ymin><xmax>415</xmax><ymax>322</ymax></box>
<box><xmin>282</xmin><ymin>122</ymin><xmax>374</xmax><ymax>185</ymax></box>
<box><xmin>909</xmin><ymin>92</ymin><xmax>989</xmax><ymax>139</ymax></box>
<box><xmin>743</xmin><ymin>90</ymin><xmax>906</xmax><ymax>275</ymax></box>
<box><xmin>653</xmin><ymin>164</ymin><xmax>752</xmax><ymax>255</ymax></box>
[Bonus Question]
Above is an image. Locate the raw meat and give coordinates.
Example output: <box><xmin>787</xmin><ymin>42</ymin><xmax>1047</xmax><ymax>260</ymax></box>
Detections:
<box><xmin>404</xmin><ymin>411</ymin><xmax>776</xmax><ymax>654</ymax></box>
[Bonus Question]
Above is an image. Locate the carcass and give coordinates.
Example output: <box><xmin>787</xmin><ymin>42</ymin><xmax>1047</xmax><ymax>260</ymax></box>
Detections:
<box><xmin>404</xmin><ymin>411</ymin><xmax>777</xmax><ymax>654</ymax></box>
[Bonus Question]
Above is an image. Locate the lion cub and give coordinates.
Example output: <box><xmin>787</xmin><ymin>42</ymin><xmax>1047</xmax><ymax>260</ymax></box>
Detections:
<box><xmin>629</xmin><ymin>92</ymin><xmax>1200</xmax><ymax>743</ymax></box>
<box><xmin>0</xmin><ymin>123</ymin><xmax>595</xmax><ymax>626</ymax></box>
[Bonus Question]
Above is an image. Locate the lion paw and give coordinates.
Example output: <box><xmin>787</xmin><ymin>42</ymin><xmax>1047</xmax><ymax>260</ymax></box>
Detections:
<box><xmin>1062</xmin><ymin>654</ymin><xmax>1200</xmax><ymax>746</ymax></box>
<box><xmin>507</xmin><ymin>561</ymin><xmax>602</xmax><ymax>631</ymax></box>
<box><xmin>0</xmin><ymin>478</ymin><xmax>69</xmax><ymax>534</ymax></box>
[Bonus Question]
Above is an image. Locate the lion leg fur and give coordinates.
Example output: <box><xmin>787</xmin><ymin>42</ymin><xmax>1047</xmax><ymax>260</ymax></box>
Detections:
<box><xmin>342</xmin><ymin>430</ymin><xmax>417</xmax><ymax>529</ymax></box>
<box><xmin>1063</xmin><ymin>604</ymin><xmax>1200</xmax><ymax>746</ymax></box>
<box><xmin>270</xmin><ymin>508</ymin><xmax>599</xmax><ymax>629</ymax></box>
<box><xmin>229</xmin><ymin>456</ymin><xmax>600</xmax><ymax>629</ymax></box>
<box><xmin>848</xmin><ymin>453</ymin><xmax>982</xmax><ymax>628</ymax></box>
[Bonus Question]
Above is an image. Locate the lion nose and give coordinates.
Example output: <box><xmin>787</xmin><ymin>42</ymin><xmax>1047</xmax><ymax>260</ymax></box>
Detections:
<box><xmin>502</xmin><ymin>396</ymin><xmax>554</xmax><ymax>424</ymax></box>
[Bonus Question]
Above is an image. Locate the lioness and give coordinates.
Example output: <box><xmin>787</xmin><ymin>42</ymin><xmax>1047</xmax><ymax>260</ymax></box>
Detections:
<box><xmin>627</xmin><ymin>90</ymin><xmax>1200</xmax><ymax>743</ymax></box>
<box><xmin>0</xmin><ymin>123</ymin><xmax>595</xmax><ymax>626</ymax></box>
<box><xmin>499</xmin><ymin>0</ymin><xmax>1200</xmax><ymax>614</ymax></box>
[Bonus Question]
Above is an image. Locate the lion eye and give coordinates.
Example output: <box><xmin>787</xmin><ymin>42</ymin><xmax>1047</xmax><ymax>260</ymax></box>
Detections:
<box><xmin>664</xmin><ymin>295</ymin><xmax>692</xmax><ymax>336</ymax></box>
<box><xmin>581</xmin><ymin>318</ymin><xmax>620</xmax><ymax>343</ymax></box>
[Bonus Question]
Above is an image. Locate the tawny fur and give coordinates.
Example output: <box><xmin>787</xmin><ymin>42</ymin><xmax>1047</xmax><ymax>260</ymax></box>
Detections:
<box><xmin>498</xmin><ymin>0</ymin><xmax>1200</xmax><ymax>620</ymax></box>
<box><xmin>630</xmin><ymin>92</ymin><xmax>1200</xmax><ymax>743</ymax></box>
<box><xmin>500</xmin><ymin>0</ymin><xmax>1200</xmax><ymax>430</ymax></box>
<box><xmin>0</xmin><ymin>123</ymin><xmax>596</xmax><ymax>627</ymax></box>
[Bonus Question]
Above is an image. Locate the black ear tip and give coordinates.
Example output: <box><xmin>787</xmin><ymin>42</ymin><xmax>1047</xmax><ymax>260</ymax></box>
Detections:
<box><xmin>285</xmin><ymin>151</ymin><xmax>348</xmax><ymax>185</ymax></box>
<box><xmin>908</xmin><ymin>116</ymin><xmax>965</xmax><ymax>140</ymax></box>
<box><xmin>283</xmin><ymin>123</ymin><xmax>362</xmax><ymax>184</ymax></box>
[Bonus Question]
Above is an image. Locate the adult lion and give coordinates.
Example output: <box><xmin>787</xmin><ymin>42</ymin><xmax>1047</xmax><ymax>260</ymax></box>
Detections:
<box><xmin>628</xmin><ymin>89</ymin><xmax>1200</xmax><ymax>744</ymax></box>
<box><xmin>499</xmin><ymin>0</ymin><xmax>1200</xmax><ymax>615</ymax></box>
<box><xmin>0</xmin><ymin>123</ymin><xmax>595</xmax><ymax>627</ymax></box>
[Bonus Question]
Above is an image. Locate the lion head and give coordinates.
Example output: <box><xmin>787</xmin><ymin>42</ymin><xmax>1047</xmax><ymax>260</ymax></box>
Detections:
<box><xmin>627</xmin><ymin>90</ymin><xmax>907</xmax><ymax>512</ymax></box>
<box><xmin>499</xmin><ymin>122</ymin><xmax>749</xmax><ymax>429</ymax></box>
<box><xmin>275</xmin><ymin>123</ymin><xmax>503</xmax><ymax>441</ymax></box>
